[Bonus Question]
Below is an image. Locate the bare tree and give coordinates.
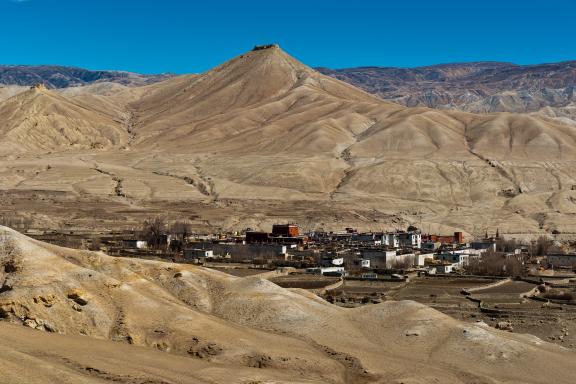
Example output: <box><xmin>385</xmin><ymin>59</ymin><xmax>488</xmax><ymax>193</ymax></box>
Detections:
<box><xmin>0</xmin><ymin>232</ymin><xmax>15</xmax><ymax>259</ymax></box>
<box><xmin>0</xmin><ymin>214</ymin><xmax>32</xmax><ymax>232</ymax></box>
<box><xmin>535</xmin><ymin>236</ymin><xmax>551</xmax><ymax>256</ymax></box>
<box><xmin>142</xmin><ymin>216</ymin><xmax>167</xmax><ymax>250</ymax></box>
<box><xmin>169</xmin><ymin>221</ymin><xmax>191</xmax><ymax>252</ymax></box>
<box><xmin>465</xmin><ymin>251</ymin><xmax>523</xmax><ymax>277</ymax></box>
<box><xmin>393</xmin><ymin>256</ymin><xmax>413</xmax><ymax>270</ymax></box>
<box><xmin>89</xmin><ymin>236</ymin><xmax>102</xmax><ymax>251</ymax></box>
<box><xmin>496</xmin><ymin>238</ymin><xmax>518</xmax><ymax>253</ymax></box>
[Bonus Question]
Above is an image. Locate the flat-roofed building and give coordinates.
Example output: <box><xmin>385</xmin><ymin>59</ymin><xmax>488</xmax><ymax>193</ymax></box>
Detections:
<box><xmin>272</xmin><ymin>224</ymin><xmax>299</xmax><ymax>237</ymax></box>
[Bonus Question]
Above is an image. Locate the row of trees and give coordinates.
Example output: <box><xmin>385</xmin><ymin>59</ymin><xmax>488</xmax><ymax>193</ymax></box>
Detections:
<box><xmin>495</xmin><ymin>236</ymin><xmax>554</xmax><ymax>256</ymax></box>
<box><xmin>467</xmin><ymin>236</ymin><xmax>556</xmax><ymax>277</ymax></box>
<box><xmin>141</xmin><ymin>217</ymin><xmax>192</xmax><ymax>251</ymax></box>
<box><xmin>0</xmin><ymin>215</ymin><xmax>33</xmax><ymax>231</ymax></box>
<box><xmin>465</xmin><ymin>251</ymin><xmax>524</xmax><ymax>276</ymax></box>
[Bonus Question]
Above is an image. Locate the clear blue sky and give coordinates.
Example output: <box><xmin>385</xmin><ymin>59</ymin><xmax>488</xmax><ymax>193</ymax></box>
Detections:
<box><xmin>1</xmin><ymin>0</ymin><xmax>574</xmax><ymax>74</ymax></box>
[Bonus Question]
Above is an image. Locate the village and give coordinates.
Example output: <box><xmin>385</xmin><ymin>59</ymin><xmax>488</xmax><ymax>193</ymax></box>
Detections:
<box><xmin>18</xmin><ymin>220</ymin><xmax>576</xmax><ymax>279</ymax></box>
<box><xmin>15</xmin><ymin>220</ymin><xmax>576</xmax><ymax>349</ymax></box>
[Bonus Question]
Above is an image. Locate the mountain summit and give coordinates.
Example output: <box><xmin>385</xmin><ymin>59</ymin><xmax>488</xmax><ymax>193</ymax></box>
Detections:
<box><xmin>0</xmin><ymin>46</ymin><xmax>575</xmax><ymax>235</ymax></box>
<box><xmin>130</xmin><ymin>46</ymin><xmax>387</xmax><ymax>153</ymax></box>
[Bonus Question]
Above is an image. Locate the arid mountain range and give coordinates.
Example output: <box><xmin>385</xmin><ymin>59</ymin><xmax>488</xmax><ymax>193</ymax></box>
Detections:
<box><xmin>1</xmin><ymin>226</ymin><xmax>575</xmax><ymax>383</ymax></box>
<box><xmin>318</xmin><ymin>61</ymin><xmax>576</xmax><ymax>126</ymax></box>
<box><xmin>4</xmin><ymin>60</ymin><xmax>576</xmax><ymax>125</ymax></box>
<box><xmin>0</xmin><ymin>65</ymin><xmax>172</xmax><ymax>88</ymax></box>
<box><xmin>1</xmin><ymin>46</ymin><xmax>575</xmax><ymax>237</ymax></box>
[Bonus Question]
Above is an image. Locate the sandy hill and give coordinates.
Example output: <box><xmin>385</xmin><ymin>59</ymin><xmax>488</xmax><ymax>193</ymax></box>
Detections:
<box><xmin>1</xmin><ymin>226</ymin><xmax>576</xmax><ymax>383</ymax></box>
<box><xmin>0</xmin><ymin>322</ymin><xmax>317</xmax><ymax>384</ymax></box>
<box><xmin>125</xmin><ymin>46</ymin><xmax>576</xmax><ymax>161</ymax></box>
<box><xmin>0</xmin><ymin>46</ymin><xmax>575</xmax><ymax>236</ymax></box>
<box><xmin>0</xmin><ymin>84</ymin><xmax>127</xmax><ymax>154</ymax></box>
<box><xmin>129</xmin><ymin>45</ymin><xmax>397</xmax><ymax>154</ymax></box>
<box><xmin>0</xmin><ymin>84</ymin><xmax>28</xmax><ymax>102</ymax></box>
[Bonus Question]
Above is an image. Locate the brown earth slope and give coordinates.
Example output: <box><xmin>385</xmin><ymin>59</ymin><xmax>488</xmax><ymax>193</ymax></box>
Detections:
<box><xmin>1</xmin><ymin>226</ymin><xmax>576</xmax><ymax>383</ymax></box>
<box><xmin>0</xmin><ymin>46</ymin><xmax>576</xmax><ymax>235</ymax></box>
<box><xmin>0</xmin><ymin>84</ymin><xmax>127</xmax><ymax>154</ymax></box>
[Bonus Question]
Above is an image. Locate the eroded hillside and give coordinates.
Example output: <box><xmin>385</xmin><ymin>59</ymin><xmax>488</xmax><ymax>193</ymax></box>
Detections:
<box><xmin>1</xmin><ymin>226</ymin><xmax>576</xmax><ymax>383</ymax></box>
<box><xmin>0</xmin><ymin>46</ymin><xmax>575</xmax><ymax>235</ymax></box>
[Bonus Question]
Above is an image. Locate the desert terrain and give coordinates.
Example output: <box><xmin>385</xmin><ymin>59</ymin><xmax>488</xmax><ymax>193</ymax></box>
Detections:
<box><xmin>323</xmin><ymin>275</ymin><xmax>576</xmax><ymax>349</ymax></box>
<box><xmin>1</xmin><ymin>45</ymin><xmax>576</xmax><ymax>238</ymax></box>
<box><xmin>318</xmin><ymin>61</ymin><xmax>576</xmax><ymax>126</ymax></box>
<box><xmin>2</xmin><ymin>226</ymin><xmax>576</xmax><ymax>383</ymax></box>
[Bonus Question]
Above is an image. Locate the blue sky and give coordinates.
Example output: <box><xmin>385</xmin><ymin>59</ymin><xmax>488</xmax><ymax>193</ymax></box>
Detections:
<box><xmin>1</xmin><ymin>0</ymin><xmax>574</xmax><ymax>74</ymax></box>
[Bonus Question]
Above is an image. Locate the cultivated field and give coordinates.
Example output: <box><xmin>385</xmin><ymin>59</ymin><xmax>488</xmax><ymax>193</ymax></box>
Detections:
<box><xmin>325</xmin><ymin>276</ymin><xmax>576</xmax><ymax>349</ymax></box>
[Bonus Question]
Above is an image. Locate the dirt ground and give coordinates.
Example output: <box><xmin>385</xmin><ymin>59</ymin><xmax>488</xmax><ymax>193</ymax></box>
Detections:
<box><xmin>325</xmin><ymin>276</ymin><xmax>576</xmax><ymax>349</ymax></box>
<box><xmin>270</xmin><ymin>274</ymin><xmax>340</xmax><ymax>289</ymax></box>
<box><xmin>3</xmin><ymin>226</ymin><xmax>576</xmax><ymax>384</ymax></box>
<box><xmin>208</xmin><ymin>265</ymin><xmax>274</xmax><ymax>277</ymax></box>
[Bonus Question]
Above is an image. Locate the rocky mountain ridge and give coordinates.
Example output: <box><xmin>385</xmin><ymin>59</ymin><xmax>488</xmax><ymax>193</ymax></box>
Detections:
<box><xmin>317</xmin><ymin>60</ymin><xmax>576</xmax><ymax>125</ymax></box>
<box><xmin>0</xmin><ymin>47</ymin><xmax>575</xmax><ymax>236</ymax></box>
<box><xmin>0</xmin><ymin>64</ymin><xmax>172</xmax><ymax>88</ymax></box>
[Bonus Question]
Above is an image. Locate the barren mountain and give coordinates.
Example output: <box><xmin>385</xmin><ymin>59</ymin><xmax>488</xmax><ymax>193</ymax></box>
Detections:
<box><xmin>130</xmin><ymin>45</ymin><xmax>387</xmax><ymax>153</ymax></box>
<box><xmin>0</xmin><ymin>84</ymin><xmax>127</xmax><ymax>154</ymax></box>
<box><xmin>1</xmin><ymin>226</ymin><xmax>575</xmax><ymax>383</ymax></box>
<box><xmin>0</xmin><ymin>46</ymin><xmax>576</xmax><ymax>237</ymax></box>
<box><xmin>318</xmin><ymin>61</ymin><xmax>576</xmax><ymax>124</ymax></box>
<box><xmin>127</xmin><ymin>48</ymin><xmax>576</xmax><ymax>160</ymax></box>
<box><xmin>0</xmin><ymin>85</ymin><xmax>28</xmax><ymax>103</ymax></box>
<box><xmin>0</xmin><ymin>65</ymin><xmax>172</xmax><ymax>88</ymax></box>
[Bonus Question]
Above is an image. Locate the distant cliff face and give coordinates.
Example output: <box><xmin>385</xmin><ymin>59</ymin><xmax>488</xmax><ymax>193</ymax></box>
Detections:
<box><xmin>317</xmin><ymin>61</ymin><xmax>576</xmax><ymax>124</ymax></box>
<box><xmin>0</xmin><ymin>65</ymin><xmax>173</xmax><ymax>88</ymax></box>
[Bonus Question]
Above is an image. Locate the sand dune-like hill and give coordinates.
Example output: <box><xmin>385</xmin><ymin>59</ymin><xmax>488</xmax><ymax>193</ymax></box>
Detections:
<box><xmin>1</xmin><ymin>47</ymin><xmax>574</xmax><ymax>161</ymax></box>
<box><xmin>1</xmin><ymin>226</ymin><xmax>576</xmax><ymax>383</ymax></box>
<box><xmin>0</xmin><ymin>46</ymin><xmax>576</xmax><ymax>235</ymax></box>
<box><xmin>0</xmin><ymin>322</ymin><xmax>316</xmax><ymax>384</ymax></box>
<box><xmin>125</xmin><ymin>47</ymin><xmax>576</xmax><ymax>160</ymax></box>
<box><xmin>129</xmin><ymin>45</ymin><xmax>392</xmax><ymax>154</ymax></box>
<box><xmin>0</xmin><ymin>85</ymin><xmax>28</xmax><ymax>103</ymax></box>
<box><xmin>0</xmin><ymin>84</ymin><xmax>127</xmax><ymax>154</ymax></box>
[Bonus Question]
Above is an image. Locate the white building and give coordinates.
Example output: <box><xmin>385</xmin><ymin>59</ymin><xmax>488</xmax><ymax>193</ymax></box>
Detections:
<box><xmin>362</xmin><ymin>250</ymin><xmax>415</xmax><ymax>269</ymax></box>
<box><xmin>382</xmin><ymin>234</ymin><xmax>400</xmax><ymax>248</ymax></box>
<box><xmin>435</xmin><ymin>264</ymin><xmax>456</xmax><ymax>274</ymax></box>
<box><xmin>453</xmin><ymin>248</ymin><xmax>485</xmax><ymax>257</ymax></box>
<box><xmin>415</xmin><ymin>253</ymin><xmax>435</xmax><ymax>267</ymax></box>
<box><xmin>306</xmin><ymin>266</ymin><xmax>345</xmax><ymax>276</ymax></box>
<box><xmin>362</xmin><ymin>249</ymin><xmax>397</xmax><ymax>269</ymax></box>
<box><xmin>331</xmin><ymin>257</ymin><xmax>345</xmax><ymax>266</ymax></box>
<box><xmin>353</xmin><ymin>233</ymin><xmax>382</xmax><ymax>245</ymax></box>
<box><xmin>184</xmin><ymin>249</ymin><xmax>214</xmax><ymax>259</ymax></box>
<box><xmin>470</xmin><ymin>241</ymin><xmax>497</xmax><ymax>253</ymax></box>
